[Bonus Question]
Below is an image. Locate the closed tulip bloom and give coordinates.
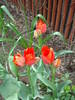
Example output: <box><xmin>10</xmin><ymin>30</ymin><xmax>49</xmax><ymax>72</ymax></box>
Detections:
<box><xmin>13</xmin><ymin>53</ymin><xmax>25</xmax><ymax>67</ymax></box>
<box><xmin>36</xmin><ymin>19</ymin><xmax>47</xmax><ymax>33</ymax></box>
<box><xmin>41</xmin><ymin>45</ymin><xmax>55</xmax><ymax>64</ymax></box>
<box><xmin>24</xmin><ymin>47</ymin><xmax>36</xmax><ymax>66</ymax></box>
<box><xmin>53</xmin><ymin>59</ymin><xmax>61</xmax><ymax>68</ymax></box>
<box><xmin>33</xmin><ymin>29</ymin><xmax>41</xmax><ymax>38</ymax></box>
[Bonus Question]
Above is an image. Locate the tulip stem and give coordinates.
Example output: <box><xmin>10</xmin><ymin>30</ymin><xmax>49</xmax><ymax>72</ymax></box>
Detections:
<box><xmin>38</xmin><ymin>35</ymin><xmax>42</xmax><ymax>50</ymax></box>
<box><xmin>50</xmin><ymin>64</ymin><xmax>57</xmax><ymax>98</ymax></box>
<box><xmin>50</xmin><ymin>64</ymin><xmax>56</xmax><ymax>83</ymax></box>
<box><xmin>26</xmin><ymin>66</ymin><xmax>34</xmax><ymax>97</ymax></box>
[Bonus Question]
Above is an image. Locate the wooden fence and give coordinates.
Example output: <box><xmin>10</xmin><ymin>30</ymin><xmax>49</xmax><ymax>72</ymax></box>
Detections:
<box><xmin>8</xmin><ymin>0</ymin><xmax>75</xmax><ymax>41</ymax></box>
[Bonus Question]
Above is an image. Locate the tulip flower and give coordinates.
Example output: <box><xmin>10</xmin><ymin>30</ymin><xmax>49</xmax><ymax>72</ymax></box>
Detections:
<box><xmin>36</xmin><ymin>19</ymin><xmax>47</xmax><ymax>33</ymax></box>
<box><xmin>41</xmin><ymin>45</ymin><xmax>55</xmax><ymax>64</ymax></box>
<box><xmin>13</xmin><ymin>53</ymin><xmax>25</xmax><ymax>67</ymax></box>
<box><xmin>24</xmin><ymin>47</ymin><xmax>36</xmax><ymax>66</ymax></box>
<box><xmin>53</xmin><ymin>58</ymin><xmax>61</xmax><ymax>68</ymax></box>
<box><xmin>33</xmin><ymin>29</ymin><xmax>41</xmax><ymax>38</ymax></box>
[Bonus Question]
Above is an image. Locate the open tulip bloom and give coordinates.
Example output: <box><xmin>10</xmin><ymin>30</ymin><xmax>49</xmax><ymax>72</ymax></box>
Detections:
<box><xmin>13</xmin><ymin>52</ymin><xmax>25</xmax><ymax>67</ymax></box>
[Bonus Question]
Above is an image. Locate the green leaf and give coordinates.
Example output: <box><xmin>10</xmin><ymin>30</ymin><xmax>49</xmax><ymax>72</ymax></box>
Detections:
<box><xmin>8</xmin><ymin>56</ymin><xmax>18</xmax><ymax>77</ymax></box>
<box><xmin>0</xmin><ymin>8</ymin><xmax>4</xmax><ymax>18</ymax></box>
<box><xmin>36</xmin><ymin>14</ymin><xmax>48</xmax><ymax>26</ymax></box>
<box><xmin>37</xmin><ymin>60</ymin><xmax>50</xmax><ymax>78</ymax></box>
<box><xmin>37</xmin><ymin>74</ymin><xmax>55</xmax><ymax>90</ymax></box>
<box><xmin>1</xmin><ymin>5</ymin><xmax>14</xmax><ymax>21</ymax></box>
<box><xmin>30</xmin><ymin>70</ymin><xmax>38</xmax><ymax>97</ymax></box>
<box><xmin>31</xmin><ymin>17</ymin><xmax>38</xmax><ymax>30</ymax></box>
<box><xmin>8</xmin><ymin>36</ymin><xmax>25</xmax><ymax>77</ymax></box>
<box><xmin>58</xmin><ymin>80</ymin><xmax>72</xmax><ymax>92</ymax></box>
<box><xmin>0</xmin><ymin>63</ymin><xmax>8</xmax><ymax>79</ymax></box>
<box><xmin>0</xmin><ymin>38</ymin><xmax>13</xmax><ymax>42</ymax></box>
<box><xmin>19</xmin><ymin>37</ymin><xmax>28</xmax><ymax>48</ymax></box>
<box><xmin>0</xmin><ymin>75</ymin><xmax>20</xmax><ymax>100</ymax></box>
<box><xmin>31</xmin><ymin>14</ymin><xmax>48</xmax><ymax>31</ymax></box>
<box><xmin>8</xmin><ymin>36</ymin><xmax>22</xmax><ymax>56</ymax></box>
<box><xmin>41</xmin><ymin>94</ymin><xmax>53</xmax><ymax>100</ymax></box>
<box><xmin>55</xmin><ymin>50</ymin><xmax>74</xmax><ymax>58</ymax></box>
<box><xmin>43</xmin><ymin>32</ymin><xmax>65</xmax><ymax>44</ymax></box>
<box><xmin>18</xmin><ymin>72</ymin><xmax>27</xmax><ymax>77</ymax></box>
<box><xmin>18</xmin><ymin>82</ymin><xmax>31</xmax><ymax>100</ymax></box>
<box><xmin>6</xmin><ymin>23</ymin><xmax>21</xmax><ymax>35</ymax></box>
<box><xmin>6</xmin><ymin>93</ymin><xmax>18</xmax><ymax>100</ymax></box>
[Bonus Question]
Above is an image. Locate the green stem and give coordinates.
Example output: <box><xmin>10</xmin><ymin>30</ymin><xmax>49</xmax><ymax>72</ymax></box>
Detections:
<box><xmin>50</xmin><ymin>64</ymin><xmax>56</xmax><ymax>83</ymax></box>
<box><xmin>50</xmin><ymin>64</ymin><xmax>57</xmax><ymax>98</ymax></box>
<box><xmin>38</xmin><ymin>35</ymin><xmax>42</xmax><ymax>51</ymax></box>
<box><xmin>26</xmin><ymin>66</ymin><xmax>34</xmax><ymax>97</ymax></box>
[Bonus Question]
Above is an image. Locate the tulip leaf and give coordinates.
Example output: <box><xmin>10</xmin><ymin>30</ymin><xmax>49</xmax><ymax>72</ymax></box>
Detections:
<box><xmin>8</xmin><ymin>56</ymin><xmax>18</xmax><ymax>77</ymax></box>
<box><xmin>0</xmin><ymin>38</ymin><xmax>13</xmax><ymax>42</ymax></box>
<box><xmin>37</xmin><ymin>74</ymin><xmax>55</xmax><ymax>90</ymax></box>
<box><xmin>6</xmin><ymin>23</ymin><xmax>21</xmax><ymax>35</ymax></box>
<box><xmin>43</xmin><ymin>32</ymin><xmax>65</xmax><ymax>44</ymax></box>
<box><xmin>1</xmin><ymin>5</ymin><xmax>15</xmax><ymax>21</ymax></box>
<box><xmin>58</xmin><ymin>80</ymin><xmax>72</xmax><ymax>92</ymax></box>
<box><xmin>55</xmin><ymin>50</ymin><xmax>74</xmax><ymax>58</ymax></box>
<box><xmin>9</xmin><ymin>36</ymin><xmax>22</xmax><ymax>56</ymax></box>
<box><xmin>0</xmin><ymin>75</ymin><xmax>19</xmax><ymax>100</ymax></box>
<box><xmin>37</xmin><ymin>60</ymin><xmax>50</xmax><ymax>78</ymax></box>
<box><xmin>42</xmin><ymin>94</ymin><xmax>52</xmax><ymax>100</ymax></box>
<box><xmin>31</xmin><ymin>14</ymin><xmax>48</xmax><ymax>31</ymax></box>
<box><xmin>30</xmin><ymin>70</ymin><xmax>39</xmax><ymax>97</ymax></box>
<box><xmin>36</xmin><ymin>14</ymin><xmax>48</xmax><ymax>26</ymax></box>
<box><xmin>8</xmin><ymin>36</ymin><xmax>23</xmax><ymax>77</ymax></box>
<box><xmin>0</xmin><ymin>63</ymin><xmax>8</xmax><ymax>79</ymax></box>
<box><xmin>18</xmin><ymin>82</ymin><xmax>32</xmax><ymax>100</ymax></box>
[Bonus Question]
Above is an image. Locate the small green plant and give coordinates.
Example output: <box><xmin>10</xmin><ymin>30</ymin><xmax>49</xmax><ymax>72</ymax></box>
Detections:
<box><xmin>0</xmin><ymin>3</ymin><xmax>75</xmax><ymax>100</ymax></box>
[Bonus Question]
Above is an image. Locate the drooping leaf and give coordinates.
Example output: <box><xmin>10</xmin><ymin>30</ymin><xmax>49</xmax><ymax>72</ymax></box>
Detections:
<box><xmin>8</xmin><ymin>36</ymin><xmax>22</xmax><ymax>56</ymax></box>
<box><xmin>31</xmin><ymin>14</ymin><xmax>48</xmax><ymax>31</ymax></box>
<box><xmin>8</xmin><ymin>56</ymin><xmax>18</xmax><ymax>77</ymax></box>
<box><xmin>55</xmin><ymin>50</ymin><xmax>74</xmax><ymax>58</ymax></box>
<box><xmin>6</xmin><ymin>23</ymin><xmax>21</xmax><ymax>35</ymax></box>
<box><xmin>43</xmin><ymin>32</ymin><xmax>65</xmax><ymax>44</ymax></box>
<box><xmin>1</xmin><ymin>5</ymin><xmax>14</xmax><ymax>21</ymax></box>
<box><xmin>36</xmin><ymin>14</ymin><xmax>48</xmax><ymax>26</ymax></box>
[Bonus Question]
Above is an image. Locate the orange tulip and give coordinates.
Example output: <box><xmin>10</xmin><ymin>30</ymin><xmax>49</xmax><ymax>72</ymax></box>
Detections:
<box><xmin>53</xmin><ymin>59</ymin><xmax>61</xmax><ymax>68</ymax></box>
<box><xmin>41</xmin><ymin>45</ymin><xmax>55</xmax><ymax>64</ymax></box>
<box><xmin>24</xmin><ymin>47</ymin><xmax>36</xmax><ymax>66</ymax></box>
<box><xmin>36</xmin><ymin>19</ymin><xmax>47</xmax><ymax>33</ymax></box>
<box><xmin>13</xmin><ymin>53</ymin><xmax>25</xmax><ymax>67</ymax></box>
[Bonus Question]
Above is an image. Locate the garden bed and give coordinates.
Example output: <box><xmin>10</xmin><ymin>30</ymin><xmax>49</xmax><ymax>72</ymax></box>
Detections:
<box><xmin>0</xmin><ymin>1</ymin><xmax>75</xmax><ymax>100</ymax></box>
<box><xmin>1</xmin><ymin>0</ymin><xmax>75</xmax><ymax>84</ymax></box>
